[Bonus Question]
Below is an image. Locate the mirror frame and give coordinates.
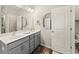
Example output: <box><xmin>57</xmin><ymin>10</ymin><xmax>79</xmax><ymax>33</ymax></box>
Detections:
<box><xmin>43</xmin><ymin>13</ymin><xmax>52</xmax><ymax>30</ymax></box>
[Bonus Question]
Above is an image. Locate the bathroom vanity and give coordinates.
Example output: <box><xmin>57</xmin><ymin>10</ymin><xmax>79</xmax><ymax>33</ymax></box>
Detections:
<box><xmin>0</xmin><ymin>30</ymin><xmax>40</xmax><ymax>54</ymax></box>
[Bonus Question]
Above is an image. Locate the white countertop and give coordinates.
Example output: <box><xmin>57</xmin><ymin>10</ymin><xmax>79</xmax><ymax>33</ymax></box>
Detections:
<box><xmin>0</xmin><ymin>29</ymin><xmax>40</xmax><ymax>44</ymax></box>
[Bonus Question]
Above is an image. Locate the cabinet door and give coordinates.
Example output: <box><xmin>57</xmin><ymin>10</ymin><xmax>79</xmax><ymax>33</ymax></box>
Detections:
<box><xmin>30</xmin><ymin>44</ymin><xmax>35</xmax><ymax>53</ymax></box>
<box><xmin>51</xmin><ymin>6</ymin><xmax>72</xmax><ymax>54</ymax></box>
<box><xmin>35</xmin><ymin>33</ymin><xmax>40</xmax><ymax>49</ymax></box>
<box><xmin>29</xmin><ymin>36</ymin><xmax>35</xmax><ymax>53</ymax></box>
<box><xmin>9</xmin><ymin>41</ymin><xmax>29</xmax><ymax>54</ymax></box>
<box><xmin>7</xmin><ymin>37</ymin><xmax>29</xmax><ymax>50</ymax></box>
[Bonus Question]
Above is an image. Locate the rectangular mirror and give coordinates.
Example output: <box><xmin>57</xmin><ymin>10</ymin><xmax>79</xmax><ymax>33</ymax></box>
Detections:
<box><xmin>0</xmin><ymin>6</ymin><xmax>28</xmax><ymax>35</ymax></box>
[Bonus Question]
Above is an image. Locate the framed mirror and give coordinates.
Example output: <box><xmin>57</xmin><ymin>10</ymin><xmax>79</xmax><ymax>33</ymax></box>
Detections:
<box><xmin>0</xmin><ymin>6</ymin><xmax>28</xmax><ymax>35</ymax></box>
<box><xmin>43</xmin><ymin>13</ymin><xmax>52</xmax><ymax>30</ymax></box>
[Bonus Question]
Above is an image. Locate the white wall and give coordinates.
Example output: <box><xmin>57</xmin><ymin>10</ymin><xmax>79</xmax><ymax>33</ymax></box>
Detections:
<box><xmin>33</xmin><ymin>5</ymin><xmax>66</xmax><ymax>48</ymax></box>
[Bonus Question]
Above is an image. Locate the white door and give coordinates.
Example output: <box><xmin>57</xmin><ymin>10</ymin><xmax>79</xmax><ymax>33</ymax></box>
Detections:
<box><xmin>51</xmin><ymin>6</ymin><xmax>72</xmax><ymax>54</ymax></box>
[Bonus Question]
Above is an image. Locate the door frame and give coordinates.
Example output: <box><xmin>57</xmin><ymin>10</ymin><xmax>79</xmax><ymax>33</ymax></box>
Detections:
<box><xmin>51</xmin><ymin>6</ymin><xmax>75</xmax><ymax>54</ymax></box>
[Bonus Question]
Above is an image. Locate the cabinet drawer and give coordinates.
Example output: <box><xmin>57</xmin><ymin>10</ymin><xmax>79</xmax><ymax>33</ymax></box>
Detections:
<box><xmin>30</xmin><ymin>45</ymin><xmax>35</xmax><ymax>53</ymax></box>
<box><xmin>35</xmin><ymin>34</ymin><xmax>40</xmax><ymax>39</ymax></box>
<box><xmin>37</xmin><ymin>32</ymin><xmax>40</xmax><ymax>35</ymax></box>
<box><xmin>30</xmin><ymin>35</ymin><xmax>34</xmax><ymax>38</ymax></box>
<box><xmin>9</xmin><ymin>46</ymin><xmax>29</xmax><ymax>54</ymax></box>
<box><xmin>35</xmin><ymin>32</ymin><xmax>40</xmax><ymax>36</ymax></box>
<box><xmin>8</xmin><ymin>41</ymin><xmax>29</xmax><ymax>54</ymax></box>
<box><xmin>7</xmin><ymin>37</ymin><xmax>29</xmax><ymax>50</ymax></box>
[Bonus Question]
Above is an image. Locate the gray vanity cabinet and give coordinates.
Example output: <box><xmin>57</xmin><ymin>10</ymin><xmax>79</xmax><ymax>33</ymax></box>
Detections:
<box><xmin>29</xmin><ymin>34</ymin><xmax>35</xmax><ymax>53</ymax></box>
<box><xmin>0</xmin><ymin>31</ymin><xmax>41</xmax><ymax>54</ymax></box>
<box><xmin>35</xmin><ymin>32</ymin><xmax>40</xmax><ymax>49</ymax></box>
<box><xmin>29</xmin><ymin>32</ymin><xmax>41</xmax><ymax>53</ymax></box>
<box><xmin>8</xmin><ymin>40</ymin><xmax>29</xmax><ymax>54</ymax></box>
<box><xmin>8</xmin><ymin>37</ymin><xmax>29</xmax><ymax>54</ymax></box>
